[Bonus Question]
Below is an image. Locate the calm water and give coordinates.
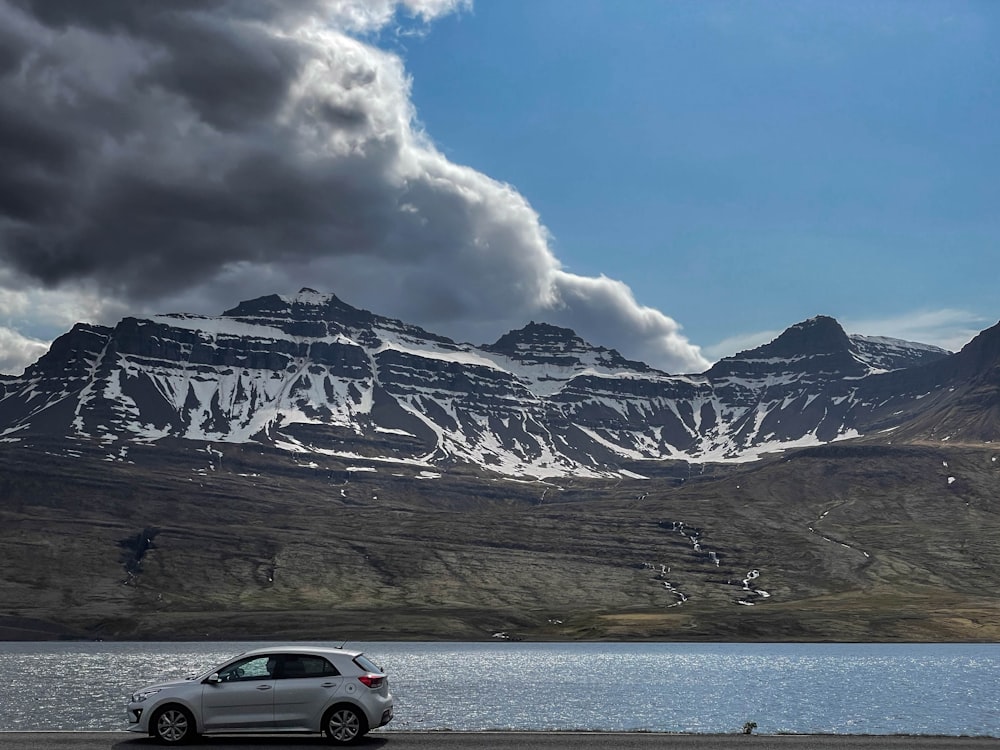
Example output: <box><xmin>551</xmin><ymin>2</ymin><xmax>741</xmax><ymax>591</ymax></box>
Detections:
<box><xmin>0</xmin><ymin>641</ymin><xmax>998</xmax><ymax>736</ymax></box>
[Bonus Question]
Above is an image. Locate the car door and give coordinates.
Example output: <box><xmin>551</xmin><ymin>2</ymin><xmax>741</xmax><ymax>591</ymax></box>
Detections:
<box><xmin>201</xmin><ymin>654</ymin><xmax>276</xmax><ymax>731</ymax></box>
<box><xmin>272</xmin><ymin>654</ymin><xmax>345</xmax><ymax>729</ymax></box>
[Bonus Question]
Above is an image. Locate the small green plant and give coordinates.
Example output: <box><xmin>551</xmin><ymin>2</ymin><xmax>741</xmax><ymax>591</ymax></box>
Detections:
<box><xmin>742</xmin><ymin>721</ymin><xmax>757</xmax><ymax>735</ymax></box>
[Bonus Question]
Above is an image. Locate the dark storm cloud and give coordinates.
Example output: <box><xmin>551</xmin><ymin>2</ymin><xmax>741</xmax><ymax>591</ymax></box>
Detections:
<box><xmin>0</xmin><ymin>0</ymin><xmax>384</xmax><ymax>287</ymax></box>
<box><xmin>0</xmin><ymin>0</ymin><xmax>708</xmax><ymax>373</ymax></box>
<box><xmin>0</xmin><ymin>17</ymin><xmax>28</xmax><ymax>74</ymax></box>
<box><xmin>145</xmin><ymin>21</ymin><xmax>300</xmax><ymax>131</ymax></box>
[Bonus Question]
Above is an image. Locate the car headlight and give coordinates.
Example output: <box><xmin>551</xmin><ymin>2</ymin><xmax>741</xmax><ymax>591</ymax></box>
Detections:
<box><xmin>131</xmin><ymin>688</ymin><xmax>161</xmax><ymax>703</ymax></box>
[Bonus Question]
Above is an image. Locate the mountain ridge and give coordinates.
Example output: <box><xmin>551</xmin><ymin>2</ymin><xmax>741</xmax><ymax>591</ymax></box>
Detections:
<box><xmin>0</xmin><ymin>289</ymin><xmax>978</xmax><ymax>477</ymax></box>
<box><xmin>4</xmin><ymin>291</ymin><xmax>1000</xmax><ymax>643</ymax></box>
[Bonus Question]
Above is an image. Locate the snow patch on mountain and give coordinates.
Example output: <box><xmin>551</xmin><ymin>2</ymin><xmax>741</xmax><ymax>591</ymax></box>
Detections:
<box><xmin>0</xmin><ymin>291</ymin><xmax>967</xmax><ymax>479</ymax></box>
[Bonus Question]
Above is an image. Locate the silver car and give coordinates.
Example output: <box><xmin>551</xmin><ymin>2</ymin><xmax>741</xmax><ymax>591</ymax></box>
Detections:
<box><xmin>127</xmin><ymin>646</ymin><xmax>393</xmax><ymax>744</ymax></box>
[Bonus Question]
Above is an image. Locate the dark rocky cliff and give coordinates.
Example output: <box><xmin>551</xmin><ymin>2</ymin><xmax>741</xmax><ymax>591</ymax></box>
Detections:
<box><xmin>0</xmin><ymin>290</ymin><xmax>972</xmax><ymax>477</ymax></box>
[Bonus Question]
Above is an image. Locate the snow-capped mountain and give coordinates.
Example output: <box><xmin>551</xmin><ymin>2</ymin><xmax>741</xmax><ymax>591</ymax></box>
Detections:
<box><xmin>0</xmin><ymin>289</ymin><xmax>976</xmax><ymax>479</ymax></box>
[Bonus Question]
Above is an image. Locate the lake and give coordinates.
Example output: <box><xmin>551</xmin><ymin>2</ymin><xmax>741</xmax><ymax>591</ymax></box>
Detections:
<box><xmin>0</xmin><ymin>641</ymin><xmax>997</xmax><ymax>736</ymax></box>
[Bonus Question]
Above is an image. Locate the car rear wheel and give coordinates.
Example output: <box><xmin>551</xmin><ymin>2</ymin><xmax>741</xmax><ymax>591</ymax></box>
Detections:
<box><xmin>323</xmin><ymin>705</ymin><xmax>368</xmax><ymax>744</ymax></box>
<box><xmin>151</xmin><ymin>705</ymin><xmax>196</xmax><ymax>744</ymax></box>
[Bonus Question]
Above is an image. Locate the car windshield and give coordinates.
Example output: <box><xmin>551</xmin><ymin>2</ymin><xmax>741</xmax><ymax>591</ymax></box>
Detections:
<box><xmin>186</xmin><ymin>652</ymin><xmax>249</xmax><ymax>681</ymax></box>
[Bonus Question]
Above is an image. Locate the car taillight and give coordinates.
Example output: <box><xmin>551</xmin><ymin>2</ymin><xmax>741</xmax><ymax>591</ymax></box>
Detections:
<box><xmin>358</xmin><ymin>674</ymin><xmax>384</xmax><ymax>689</ymax></box>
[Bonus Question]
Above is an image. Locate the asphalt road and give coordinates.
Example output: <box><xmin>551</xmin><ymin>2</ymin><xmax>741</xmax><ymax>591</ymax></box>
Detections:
<box><xmin>0</xmin><ymin>734</ymin><xmax>997</xmax><ymax>750</ymax></box>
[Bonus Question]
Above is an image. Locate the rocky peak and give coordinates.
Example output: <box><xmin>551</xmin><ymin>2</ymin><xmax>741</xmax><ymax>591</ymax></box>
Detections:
<box><xmin>217</xmin><ymin>289</ymin><xmax>456</xmax><ymax>347</ymax></box>
<box><xmin>484</xmin><ymin>322</ymin><xmax>648</xmax><ymax>372</ymax></box>
<box><xmin>22</xmin><ymin>323</ymin><xmax>112</xmax><ymax>379</ymax></box>
<box><xmin>222</xmin><ymin>288</ymin><xmax>362</xmax><ymax>323</ymax></box>
<box><xmin>756</xmin><ymin>316</ymin><xmax>852</xmax><ymax>360</ymax></box>
<box><xmin>947</xmin><ymin>320</ymin><xmax>1000</xmax><ymax>380</ymax></box>
<box><xmin>708</xmin><ymin>316</ymin><xmax>859</xmax><ymax>377</ymax></box>
<box><xmin>487</xmin><ymin>322</ymin><xmax>584</xmax><ymax>356</ymax></box>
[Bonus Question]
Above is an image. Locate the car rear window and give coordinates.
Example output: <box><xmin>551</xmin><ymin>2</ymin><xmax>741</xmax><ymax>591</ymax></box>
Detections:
<box><xmin>281</xmin><ymin>655</ymin><xmax>340</xmax><ymax>678</ymax></box>
<box><xmin>353</xmin><ymin>654</ymin><xmax>382</xmax><ymax>674</ymax></box>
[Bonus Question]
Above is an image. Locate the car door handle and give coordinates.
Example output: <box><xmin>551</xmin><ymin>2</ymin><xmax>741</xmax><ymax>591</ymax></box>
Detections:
<box><xmin>321</xmin><ymin>682</ymin><xmax>338</xmax><ymax>688</ymax></box>
<box><xmin>256</xmin><ymin>684</ymin><xmax>273</xmax><ymax>691</ymax></box>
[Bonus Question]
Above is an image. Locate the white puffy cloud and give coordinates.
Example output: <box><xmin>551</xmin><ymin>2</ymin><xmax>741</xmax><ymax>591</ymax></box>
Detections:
<box><xmin>0</xmin><ymin>327</ymin><xmax>49</xmax><ymax>375</ymax></box>
<box><xmin>324</xmin><ymin>0</ymin><xmax>471</xmax><ymax>32</ymax></box>
<box><xmin>545</xmin><ymin>272</ymin><xmax>708</xmax><ymax>371</ymax></box>
<box><xmin>0</xmin><ymin>0</ymin><xmax>707</xmax><ymax>375</ymax></box>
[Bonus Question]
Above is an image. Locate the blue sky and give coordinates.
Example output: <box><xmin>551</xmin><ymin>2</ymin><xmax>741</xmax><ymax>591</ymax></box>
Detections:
<box><xmin>0</xmin><ymin>0</ymin><xmax>997</xmax><ymax>374</ymax></box>
<box><xmin>396</xmin><ymin>0</ymin><xmax>999</xmax><ymax>356</ymax></box>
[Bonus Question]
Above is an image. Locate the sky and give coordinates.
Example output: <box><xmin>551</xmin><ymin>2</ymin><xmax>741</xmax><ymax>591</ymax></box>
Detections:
<box><xmin>0</xmin><ymin>0</ymin><xmax>997</xmax><ymax>376</ymax></box>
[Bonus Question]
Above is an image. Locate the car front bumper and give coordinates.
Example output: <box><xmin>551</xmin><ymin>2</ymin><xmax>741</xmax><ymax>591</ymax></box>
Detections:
<box><xmin>126</xmin><ymin>704</ymin><xmax>148</xmax><ymax>733</ymax></box>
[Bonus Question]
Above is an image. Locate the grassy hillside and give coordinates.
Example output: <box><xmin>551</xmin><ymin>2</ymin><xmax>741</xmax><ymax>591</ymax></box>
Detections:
<box><xmin>2</xmin><ymin>438</ymin><xmax>1000</xmax><ymax>642</ymax></box>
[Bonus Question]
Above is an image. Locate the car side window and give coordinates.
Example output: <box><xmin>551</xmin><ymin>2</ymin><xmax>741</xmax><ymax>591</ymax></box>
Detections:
<box><xmin>279</xmin><ymin>655</ymin><xmax>340</xmax><ymax>678</ymax></box>
<box><xmin>218</xmin><ymin>655</ymin><xmax>275</xmax><ymax>682</ymax></box>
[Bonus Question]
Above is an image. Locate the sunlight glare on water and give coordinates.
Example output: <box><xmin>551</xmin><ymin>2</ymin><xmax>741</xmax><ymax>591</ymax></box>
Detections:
<box><xmin>371</xmin><ymin>642</ymin><xmax>1000</xmax><ymax>735</ymax></box>
<box><xmin>0</xmin><ymin>641</ymin><xmax>998</xmax><ymax>736</ymax></box>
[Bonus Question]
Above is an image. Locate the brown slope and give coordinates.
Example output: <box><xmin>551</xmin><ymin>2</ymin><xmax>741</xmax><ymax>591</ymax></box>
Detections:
<box><xmin>4</xmin><ymin>432</ymin><xmax>1000</xmax><ymax>642</ymax></box>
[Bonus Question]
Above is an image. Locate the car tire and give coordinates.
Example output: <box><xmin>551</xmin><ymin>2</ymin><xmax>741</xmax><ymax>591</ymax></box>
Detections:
<box><xmin>323</xmin><ymin>705</ymin><xmax>368</xmax><ymax>744</ymax></box>
<box><xmin>151</xmin><ymin>704</ymin><xmax>196</xmax><ymax>744</ymax></box>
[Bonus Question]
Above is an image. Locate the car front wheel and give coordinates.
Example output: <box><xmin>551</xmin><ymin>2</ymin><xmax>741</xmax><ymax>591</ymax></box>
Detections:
<box><xmin>151</xmin><ymin>705</ymin><xmax>196</xmax><ymax>744</ymax></box>
<box><xmin>323</xmin><ymin>705</ymin><xmax>368</xmax><ymax>744</ymax></box>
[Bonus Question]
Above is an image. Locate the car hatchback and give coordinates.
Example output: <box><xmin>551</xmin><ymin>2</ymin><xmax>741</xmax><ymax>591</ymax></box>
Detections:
<box><xmin>127</xmin><ymin>646</ymin><xmax>393</xmax><ymax>744</ymax></box>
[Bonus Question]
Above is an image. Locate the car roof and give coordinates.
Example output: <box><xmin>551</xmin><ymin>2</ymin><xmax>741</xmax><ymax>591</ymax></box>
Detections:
<box><xmin>238</xmin><ymin>645</ymin><xmax>364</xmax><ymax>659</ymax></box>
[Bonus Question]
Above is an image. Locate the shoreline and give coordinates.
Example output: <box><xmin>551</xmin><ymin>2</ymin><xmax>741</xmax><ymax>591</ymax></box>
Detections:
<box><xmin>3</xmin><ymin>730</ymin><xmax>1000</xmax><ymax>738</ymax></box>
<box><xmin>3</xmin><ymin>729</ymin><xmax>1000</xmax><ymax>735</ymax></box>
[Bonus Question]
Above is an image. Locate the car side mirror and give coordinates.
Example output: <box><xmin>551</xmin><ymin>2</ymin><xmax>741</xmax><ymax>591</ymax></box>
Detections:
<box><xmin>205</xmin><ymin>673</ymin><xmax>221</xmax><ymax>684</ymax></box>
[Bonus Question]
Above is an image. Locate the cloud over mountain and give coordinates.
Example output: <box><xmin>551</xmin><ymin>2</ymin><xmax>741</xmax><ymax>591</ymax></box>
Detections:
<box><xmin>0</xmin><ymin>0</ymin><xmax>708</xmax><ymax>374</ymax></box>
